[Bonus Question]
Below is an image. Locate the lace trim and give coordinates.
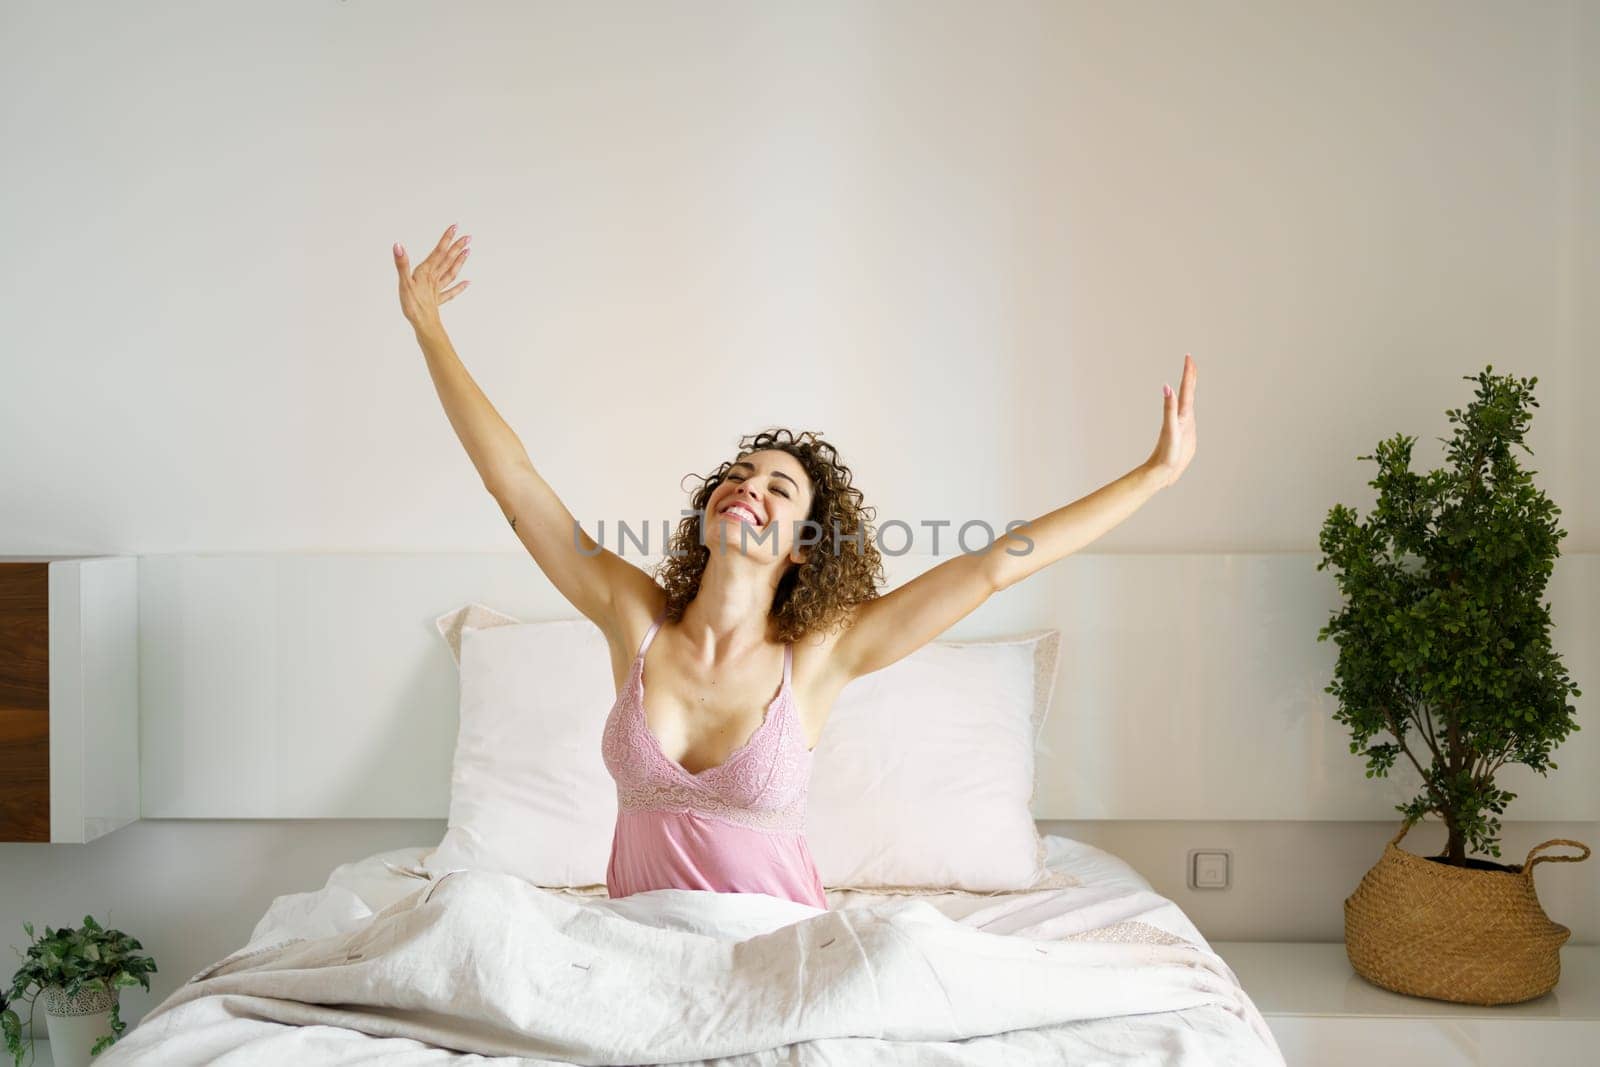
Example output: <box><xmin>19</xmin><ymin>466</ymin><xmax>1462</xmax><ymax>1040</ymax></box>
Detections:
<box><xmin>822</xmin><ymin>867</ymin><xmax>1080</xmax><ymax>897</ymax></box>
<box><xmin>471</xmin><ymin>871</ymin><xmax>1085</xmax><ymax>901</ymax></box>
<box><xmin>43</xmin><ymin>984</ymin><xmax>116</xmax><ymax>1016</ymax></box>
<box><xmin>1058</xmin><ymin>920</ymin><xmax>1190</xmax><ymax>946</ymax></box>
<box><xmin>432</xmin><ymin>602</ymin><xmax>522</xmax><ymax>667</ymax></box>
<box><xmin>615</xmin><ymin>789</ymin><xmax>810</xmax><ymax>835</ymax></box>
<box><xmin>602</xmin><ymin>628</ymin><xmax>813</xmax><ymax>835</ymax></box>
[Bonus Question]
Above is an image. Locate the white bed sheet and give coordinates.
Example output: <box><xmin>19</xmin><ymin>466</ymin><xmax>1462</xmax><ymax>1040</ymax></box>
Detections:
<box><xmin>313</xmin><ymin>835</ymin><xmax>1154</xmax><ymax>931</ymax></box>
<box><xmin>97</xmin><ymin>835</ymin><xmax>1280</xmax><ymax>1066</ymax></box>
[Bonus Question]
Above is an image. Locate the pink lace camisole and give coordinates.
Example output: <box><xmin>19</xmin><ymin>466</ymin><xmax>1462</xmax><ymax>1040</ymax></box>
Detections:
<box><xmin>599</xmin><ymin>612</ymin><xmax>827</xmax><ymax>910</ymax></box>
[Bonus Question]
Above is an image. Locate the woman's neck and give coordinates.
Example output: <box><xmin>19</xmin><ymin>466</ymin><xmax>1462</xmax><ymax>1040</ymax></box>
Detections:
<box><xmin>676</xmin><ymin>556</ymin><xmax>784</xmax><ymax>661</ymax></box>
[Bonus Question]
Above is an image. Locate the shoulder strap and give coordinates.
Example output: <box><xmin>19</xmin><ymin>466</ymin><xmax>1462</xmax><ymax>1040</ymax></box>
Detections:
<box><xmin>638</xmin><ymin>611</ymin><xmax>666</xmax><ymax>658</ymax></box>
<box><xmin>783</xmin><ymin>641</ymin><xmax>793</xmax><ymax>689</ymax></box>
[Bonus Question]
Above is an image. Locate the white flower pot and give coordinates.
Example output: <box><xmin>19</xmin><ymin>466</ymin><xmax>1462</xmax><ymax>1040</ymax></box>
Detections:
<box><xmin>41</xmin><ymin>983</ymin><xmax>117</xmax><ymax>1066</ymax></box>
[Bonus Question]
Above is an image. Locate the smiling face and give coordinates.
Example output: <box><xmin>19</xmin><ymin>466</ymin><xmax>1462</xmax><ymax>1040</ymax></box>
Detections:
<box><xmin>656</xmin><ymin>429</ymin><xmax>885</xmax><ymax>642</ymax></box>
<box><xmin>703</xmin><ymin>449</ymin><xmax>816</xmax><ymax>565</ymax></box>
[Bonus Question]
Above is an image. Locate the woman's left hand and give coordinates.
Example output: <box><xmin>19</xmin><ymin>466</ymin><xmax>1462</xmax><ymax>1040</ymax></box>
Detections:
<box><xmin>1145</xmin><ymin>353</ymin><xmax>1197</xmax><ymax>488</ymax></box>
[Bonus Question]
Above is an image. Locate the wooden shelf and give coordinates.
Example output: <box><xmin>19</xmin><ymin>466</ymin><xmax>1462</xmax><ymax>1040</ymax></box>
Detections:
<box><xmin>0</xmin><ymin>556</ymin><xmax>139</xmax><ymax>843</ymax></box>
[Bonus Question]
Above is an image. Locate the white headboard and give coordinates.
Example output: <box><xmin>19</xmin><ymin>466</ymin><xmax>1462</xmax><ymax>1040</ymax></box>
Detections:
<box><xmin>135</xmin><ymin>552</ymin><xmax>1598</xmax><ymax>821</ymax></box>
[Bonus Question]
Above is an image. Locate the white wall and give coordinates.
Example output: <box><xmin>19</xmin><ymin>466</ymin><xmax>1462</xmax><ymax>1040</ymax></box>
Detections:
<box><xmin>3</xmin><ymin>0</ymin><xmax>1597</xmax><ymax>1035</ymax></box>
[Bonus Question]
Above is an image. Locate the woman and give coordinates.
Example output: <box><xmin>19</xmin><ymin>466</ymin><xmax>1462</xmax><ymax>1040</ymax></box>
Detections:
<box><xmin>394</xmin><ymin>224</ymin><xmax>1198</xmax><ymax>910</ymax></box>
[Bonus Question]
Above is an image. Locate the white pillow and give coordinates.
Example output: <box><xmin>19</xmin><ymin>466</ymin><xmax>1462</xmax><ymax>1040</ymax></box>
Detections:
<box><xmin>424</xmin><ymin>614</ymin><xmax>618</xmax><ymax>889</ymax></box>
<box><xmin>433</xmin><ymin>601</ymin><xmax>521</xmax><ymax>664</ymax></box>
<box><xmin>807</xmin><ymin>631</ymin><xmax>1069</xmax><ymax>893</ymax></box>
<box><xmin>425</xmin><ymin>604</ymin><xmax>1067</xmax><ymax>893</ymax></box>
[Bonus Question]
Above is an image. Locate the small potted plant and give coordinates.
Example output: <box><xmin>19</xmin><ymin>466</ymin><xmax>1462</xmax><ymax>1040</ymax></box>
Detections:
<box><xmin>1317</xmin><ymin>364</ymin><xmax>1589</xmax><ymax>1005</ymax></box>
<box><xmin>2</xmin><ymin>915</ymin><xmax>156</xmax><ymax>1067</ymax></box>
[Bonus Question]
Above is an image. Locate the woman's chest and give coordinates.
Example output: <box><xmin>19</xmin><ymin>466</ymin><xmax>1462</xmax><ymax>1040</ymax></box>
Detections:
<box><xmin>641</xmin><ymin>670</ymin><xmax>812</xmax><ymax>768</ymax></box>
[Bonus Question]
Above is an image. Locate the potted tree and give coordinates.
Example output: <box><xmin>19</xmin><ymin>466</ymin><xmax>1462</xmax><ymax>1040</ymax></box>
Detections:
<box><xmin>1317</xmin><ymin>365</ymin><xmax>1589</xmax><ymax>1005</ymax></box>
<box><xmin>2</xmin><ymin>915</ymin><xmax>156</xmax><ymax>1067</ymax></box>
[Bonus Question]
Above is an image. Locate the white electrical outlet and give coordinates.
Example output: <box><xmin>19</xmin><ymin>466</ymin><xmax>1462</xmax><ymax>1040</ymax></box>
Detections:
<box><xmin>1187</xmin><ymin>849</ymin><xmax>1231</xmax><ymax>890</ymax></box>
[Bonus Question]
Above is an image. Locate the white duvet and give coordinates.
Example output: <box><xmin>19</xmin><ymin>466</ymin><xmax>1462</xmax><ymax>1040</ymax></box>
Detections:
<box><xmin>93</xmin><ymin>847</ymin><xmax>1284</xmax><ymax>1066</ymax></box>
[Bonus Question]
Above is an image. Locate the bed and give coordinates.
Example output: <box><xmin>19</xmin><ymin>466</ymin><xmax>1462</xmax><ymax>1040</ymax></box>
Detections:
<box><xmin>90</xmin><ymin>604</ymin><xmax>1286</xmax><ymax>1063</ymax></box>
<box><xmin>92</xmin><ymin>834</ymin><xmax>1284</xmax><ymax>1065</ymax></box>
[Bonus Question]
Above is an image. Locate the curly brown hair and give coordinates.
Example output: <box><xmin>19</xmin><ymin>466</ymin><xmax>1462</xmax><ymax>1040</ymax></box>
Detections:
<box><xmin>652</xmin><ymin>428</ymin><xmax>885</xmax><ymax>644</ymax></box>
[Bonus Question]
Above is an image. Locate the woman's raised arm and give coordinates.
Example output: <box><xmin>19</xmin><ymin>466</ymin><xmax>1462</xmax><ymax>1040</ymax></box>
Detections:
<box><xmin>394</xmin><ymin>225</ymin><xmax>659</xmax><ymax>635</ymax></box>
<box><xmin>394</xmin><ymin>225</ymin><xmax>522</xmax><ymax>489</ymax></box>
<box><xmin>829</xmin><ymin>354</ymin><xmax>1199</xmax><ymax>684</ymax></box>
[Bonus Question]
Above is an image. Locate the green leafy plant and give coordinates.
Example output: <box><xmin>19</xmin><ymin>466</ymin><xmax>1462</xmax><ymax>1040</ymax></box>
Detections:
<box><xmin>1316</xmin><ymin>365</ymin><xmax>1582</xmax><ymax>866</ymax></box>
<box><xmin>2</xmin><ymin>915</ymin><xmax>156</xmax><ymax>1066</ymax></box>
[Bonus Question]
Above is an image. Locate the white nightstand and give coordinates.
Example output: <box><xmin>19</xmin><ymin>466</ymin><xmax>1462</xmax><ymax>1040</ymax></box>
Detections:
<box><xmin>1213</xmin><ymin>942</ymin><xmax>1598</xmax><ymax>1066</ymax></box>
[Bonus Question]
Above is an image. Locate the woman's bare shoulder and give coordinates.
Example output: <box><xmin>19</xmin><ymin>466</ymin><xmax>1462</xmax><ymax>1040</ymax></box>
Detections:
<box><xmin>789</xmin><ymin>608</ymin><xmax>866</xmax><ymax>748</ymax></box>
<box><xmin>603</xmin><ymin>586</ymin><xmax>670</xmax><ymax>684</ymax></box>
<box><xmin>789</xmin><ymin>606</ymin><xmax>860</xmax><ymax>688</ymax></box>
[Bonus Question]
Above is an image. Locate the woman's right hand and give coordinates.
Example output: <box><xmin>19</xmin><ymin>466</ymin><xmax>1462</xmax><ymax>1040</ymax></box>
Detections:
<box><xmin>394</xmin><ymin>224</ymin><xmax>472</xmax><ymax>332</ymax></box>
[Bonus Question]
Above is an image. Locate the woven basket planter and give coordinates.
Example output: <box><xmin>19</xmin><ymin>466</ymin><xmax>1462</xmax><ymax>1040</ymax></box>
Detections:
<box><xmin>1345</xmin><ymin>819</ymin><xmax>1591</xmax><ymax>1005</ymax></box>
